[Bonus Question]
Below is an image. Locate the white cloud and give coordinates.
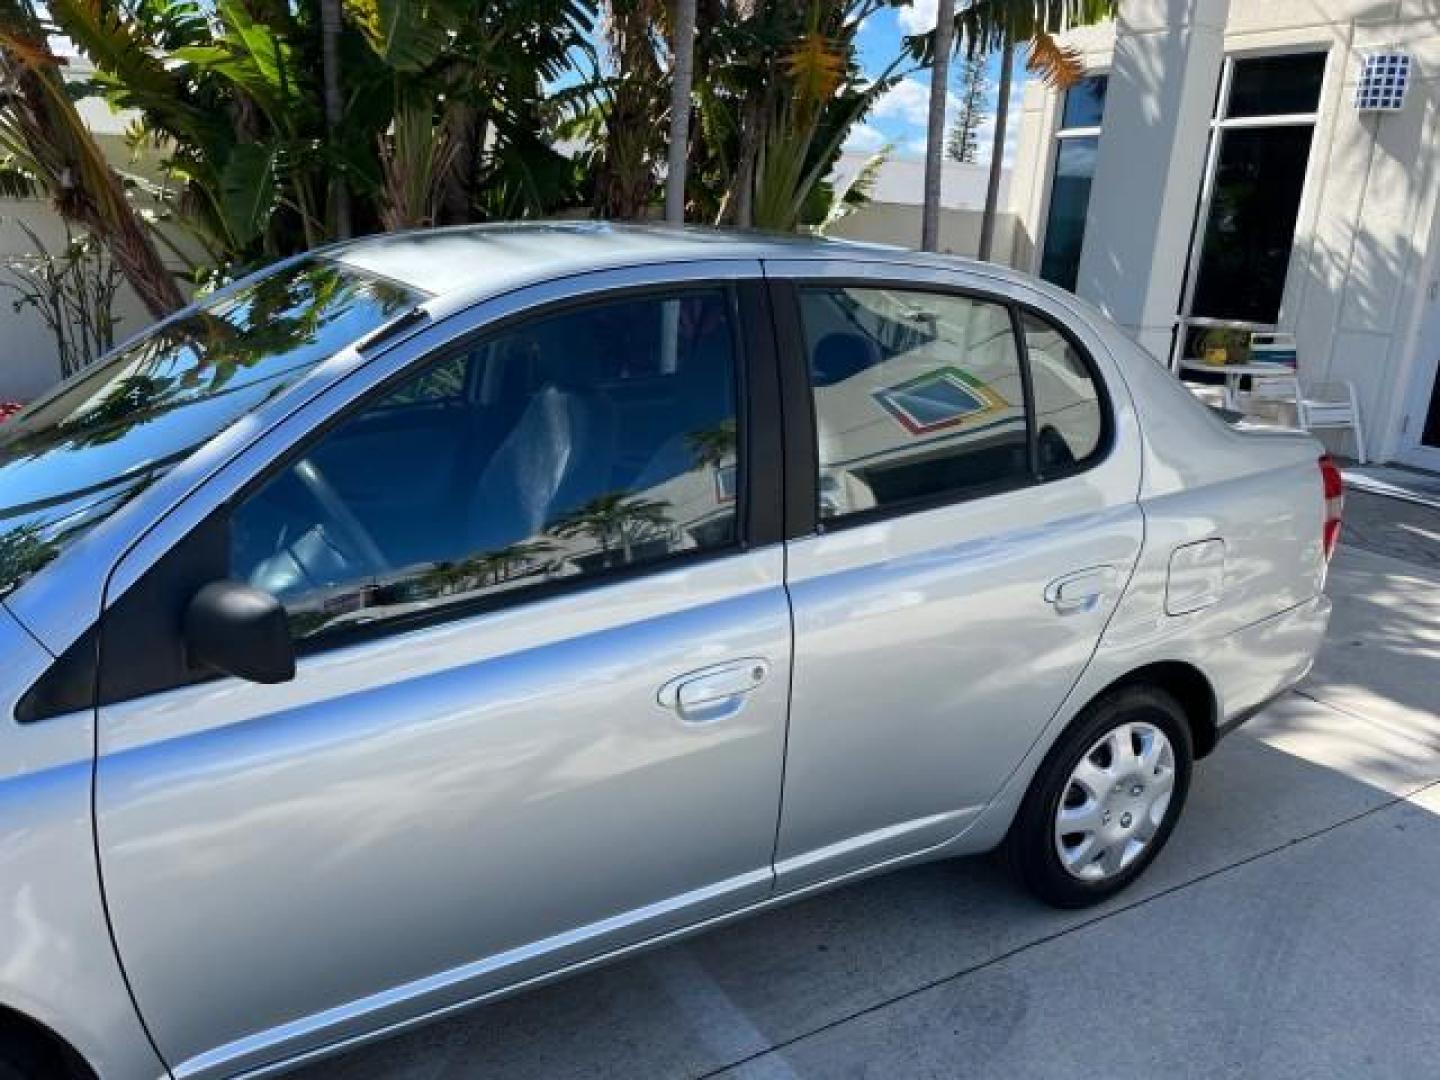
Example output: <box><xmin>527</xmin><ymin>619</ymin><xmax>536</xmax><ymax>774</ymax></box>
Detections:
<box><xmin>844</xmin><ymin>123</ymin><xmax>888</xmax><ymax>153</ymax></box>
<box><xmin>897</xmin><ymin>0</ymin><xmax>938</xmax><ymax>34</ymax></box>
<box><xmin>871</xmin><ymin>77</ymin><xmax>933</xmax><ymax>127</ymax></box>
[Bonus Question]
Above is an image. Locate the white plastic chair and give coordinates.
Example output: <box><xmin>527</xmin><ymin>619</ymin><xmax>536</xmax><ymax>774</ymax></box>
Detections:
<box><xmin>1297</xmin><ymin>381</ymin><xmax>1368</xmax><ymax>464</ymax></box>
<box><xmin>1235</xmin><ymin>333</ymin><xmax>1367</xmax><ymax>463</ymax></box>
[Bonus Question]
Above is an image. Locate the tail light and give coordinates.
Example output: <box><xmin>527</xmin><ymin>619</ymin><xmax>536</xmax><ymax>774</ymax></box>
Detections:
<box><xmin>1319</xmin><ymin>454</ymin><xmax>1343</xmax><ymax>560</ymax></box>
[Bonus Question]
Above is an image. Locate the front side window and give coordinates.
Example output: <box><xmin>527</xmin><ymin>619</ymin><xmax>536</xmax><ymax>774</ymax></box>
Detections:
<box><xmin>1039</xmin><ymin>75</ymin><xmax>1108</xmax><ymax>292</ymax></box>
<box><xmin>800</xmin><ymin>287</ymin><xmax>1029</xmax><ymax>521</ymax></box>
<box><xmin>0</xmin><ymin>260</ymin><xmax>420</xmax><ymax>598</ymax></box>
<box><xmin>231</xmin><ymin>289</ymin><xmax>741</xmax><ymax>643</ymax></box>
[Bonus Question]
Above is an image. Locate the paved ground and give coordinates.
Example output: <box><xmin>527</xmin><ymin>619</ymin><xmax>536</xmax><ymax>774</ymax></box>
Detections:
<box><xmin>299</xmin><ymin>491</ymin><xmax>1440</xmax><ymax>1080</ymax></box>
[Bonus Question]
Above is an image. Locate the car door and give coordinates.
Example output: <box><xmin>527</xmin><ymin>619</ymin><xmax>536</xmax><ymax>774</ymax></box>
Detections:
<box><xmin>92</xmin><ymin>271</ymin><xmax>790</xmax><ymax>1078</ymax></box>
<box><xmin>765</xmin><ymin>265</ymin><xmax>1145</xmax><ymax>889</ymax></box>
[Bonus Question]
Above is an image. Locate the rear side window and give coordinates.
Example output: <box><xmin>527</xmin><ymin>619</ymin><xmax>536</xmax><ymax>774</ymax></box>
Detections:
<box><xmin>229</xmin><ymin>289</ymin><xmax>741</xmax><ymax>644</ymax></box>
<box><xmin>799</xmin><ymin>286</ymin><xmax>1029</xmax><ymax>521</ymax></box>
<box><xmin>1021</xmin><ymin>311</ymin><xmax>1104</xmax><ymax>476</ymax></box>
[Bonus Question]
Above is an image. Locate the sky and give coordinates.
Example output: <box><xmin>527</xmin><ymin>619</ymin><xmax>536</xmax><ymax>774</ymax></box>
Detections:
<box><xmin>844</xmin><ymin>1</ymin><xmax>1027</xmax><ymax>165</ymax></box>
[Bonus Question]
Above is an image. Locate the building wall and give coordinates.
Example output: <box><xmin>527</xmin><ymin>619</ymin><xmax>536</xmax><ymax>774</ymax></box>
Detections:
<box><xmin>1011</xmin><ymin>0</ymin><xmax>1440</xmax><ymax>463</ymax></box>
<box><xmin>0</xmin><ymin>201</ymin><xmax>159</xmax><ymax>402</ymax></box>
<box><xmin>827</xmin><ymin>202</ymin><xmax>1027</xmax><ymax>264</ymax></box>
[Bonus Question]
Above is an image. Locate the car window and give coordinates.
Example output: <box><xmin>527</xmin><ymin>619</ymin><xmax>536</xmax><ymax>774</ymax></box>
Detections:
<box><xmin>230</xmin><ymin>289</ymin><xmax>741</xmax><ymax>643</ymax></box>
<box><xmin>1021</xmin><ymin>312</ymin><xmax>1104</xmax><ymax>475</ymax></box>
<box><xmin>799</xmin><ymin>286</ymin><xmax>1029</xmax><ymax>521</ymax></box>
<box><xmin>0</xmin><ymin>260</ymin><xmax>420</xmax><ymax>599</ymax></box>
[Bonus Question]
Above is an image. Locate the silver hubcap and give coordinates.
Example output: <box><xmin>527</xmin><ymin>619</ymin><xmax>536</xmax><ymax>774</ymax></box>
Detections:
<box><xmin>1054</xmin><ymin>722</ymin><xmax>1176</xmax><ymax>882</ymax></box>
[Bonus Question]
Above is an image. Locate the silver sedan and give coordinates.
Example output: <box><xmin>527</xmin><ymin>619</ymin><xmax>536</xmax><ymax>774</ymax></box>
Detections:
<box><xmin>0</xmin><ymin>225</ymin><xmax>1334</xmax><ymax>1079</ymax></box>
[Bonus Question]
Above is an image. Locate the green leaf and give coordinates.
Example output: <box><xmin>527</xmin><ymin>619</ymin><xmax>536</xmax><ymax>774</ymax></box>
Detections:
<box><xmin>219</xmin><ymin>143</ymin><xmax>279</xmax><ymax>247</ymax></box>
<box><xmin>345</xmin><ymin>0</ymin><xmax>453</xmax><ymax>73</ymax></box>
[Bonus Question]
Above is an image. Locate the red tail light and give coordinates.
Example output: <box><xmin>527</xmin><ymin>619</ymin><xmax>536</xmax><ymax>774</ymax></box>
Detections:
<box><xmin>1319</xmin><ymin>454</ymin><xmax>1343</xmax><ymax>560</ymax></box>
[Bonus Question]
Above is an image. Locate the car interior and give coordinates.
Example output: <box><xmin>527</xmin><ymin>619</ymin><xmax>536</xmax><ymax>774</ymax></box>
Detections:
<box><xmin>233</xmin><ymin>292</ymin><xmax>738</xmax><ymax>603</ymax></box>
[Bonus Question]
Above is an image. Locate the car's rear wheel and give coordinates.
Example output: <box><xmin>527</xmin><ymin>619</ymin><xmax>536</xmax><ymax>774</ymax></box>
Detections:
<box><xmin>1005</xmin><ymin>686</ymin><xmax>1193</xmax><ymax>908</ymax></box>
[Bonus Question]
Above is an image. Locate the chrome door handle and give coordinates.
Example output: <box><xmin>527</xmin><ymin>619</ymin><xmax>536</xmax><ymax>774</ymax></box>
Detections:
<box><xmin>658</xmin><ymin>659</ymin><xmax>770</xmax><ymax>724</ymax></box>
<box><xmin>1045</xmin><ymin>566</ymin><xmax>1120</xmax><ymax>614</ymax></box>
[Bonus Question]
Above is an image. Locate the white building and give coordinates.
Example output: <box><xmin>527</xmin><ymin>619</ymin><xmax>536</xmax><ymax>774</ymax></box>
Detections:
<box><xmin>827</xmin><ymin>153</ymin><xmax>1020</xmax><ymax>259</ymax></box>
<box><xmin>1009</xmin><ymin>0</ymin><xmax>1440</xmax><ymax>467</ymax></box>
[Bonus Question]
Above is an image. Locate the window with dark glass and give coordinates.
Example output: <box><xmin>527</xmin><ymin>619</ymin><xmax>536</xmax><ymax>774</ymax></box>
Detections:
<box><xmin>1189</xmin><ymin>126</ymin><xmax>1314</xmax><ymax>323</ymax></box>
<box><xmin>1021</xmin><ymin>312</ymin><xmax>1104</xmax><ymax>474</ymax></box>
<box><xmin>229</xmin><ymin>290</ymin><xmax>741</xmax><ymax>642</ymax></box>
<box><xmin>1183</xmin><ymin>52</ymin><xmax>1326</xmax><ymax>333</ymax></box>
<box><xmin>799</xmin><ymin>287</ymin><xmax>1029</xmax><ymax>520</ymax></box>
<box><xmin>1060</xmin><ymin>74</ymin><xmax>1109</xmax><ymax>129</ymax></box>
<box><xmin>1039</xmin><ymin>75</ymin><xmax>1108</xmax><ymax>293</ymax></box>
<box><xmin>1225</xmin><ymin>53</ymin><xmax>1325</xmax><ymax>119</ymax></box>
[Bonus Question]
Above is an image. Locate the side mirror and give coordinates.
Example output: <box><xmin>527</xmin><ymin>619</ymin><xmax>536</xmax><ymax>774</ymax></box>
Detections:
<box><xmin>184</xmin><ymin>580</ymin><xmax>296</xmax><ymax>685</ymax></box>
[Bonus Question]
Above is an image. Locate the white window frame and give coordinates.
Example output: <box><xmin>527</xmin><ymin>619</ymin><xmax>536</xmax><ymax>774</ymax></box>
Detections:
<box><xmin>1170</xmin><ymin>48</ymin><xmax>1329</xmax><ymax>370</ymax></box>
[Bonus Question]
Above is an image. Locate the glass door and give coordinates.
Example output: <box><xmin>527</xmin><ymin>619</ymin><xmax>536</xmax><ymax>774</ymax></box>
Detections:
<box><xmin>1172</xmin><ymin>51</ymin><xmax>1328</xmax><ymax>368</ymax></box>
<box><xmin>1398</xmin><ymin>279</ymin><xmax>1440</xmax><ymax>471</ymax></box>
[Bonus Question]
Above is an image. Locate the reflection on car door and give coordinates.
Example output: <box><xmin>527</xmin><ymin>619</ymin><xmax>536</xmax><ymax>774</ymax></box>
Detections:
<box><xmin>92</xmin><ymin>283</ymin><xmax>791</xmax><ymax>1077</ymax></box>
<box><xmin>770</xmin><ymin>275</ymin><xmax>1145</xmax><ymax>889</ymax></box>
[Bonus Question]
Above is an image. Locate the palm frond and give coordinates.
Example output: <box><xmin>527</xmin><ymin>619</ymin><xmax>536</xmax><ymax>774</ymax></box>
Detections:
<box><xmin>1025</xmin><ymin>31</ymin><xmax>1083</xmax><ymax>88</ymax></box>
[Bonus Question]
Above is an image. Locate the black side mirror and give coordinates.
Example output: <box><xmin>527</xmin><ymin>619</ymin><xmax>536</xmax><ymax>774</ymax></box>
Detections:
<box><xmin>184</xmin><ymin>581</ymin><xmax>296</xmax><ymax>684</ymax></box>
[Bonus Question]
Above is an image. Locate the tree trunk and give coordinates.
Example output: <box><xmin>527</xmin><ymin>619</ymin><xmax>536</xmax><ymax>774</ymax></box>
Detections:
<box><xmin>437</xmin><ymin>102</ymin><xmax>479</xmax><ymax>226</ymax></box>
<box><xmin>920</xmin><ymin>0</ymin><xmax>956</xmax><ymax>252</ymax></box>
<box><xmin>978</xmin><ymin>42</ymin><xmax>1013</xmax><ymax>263</ymax></box>
<box><xmin>319</xmin><ymin>0</ymin><xmax>352</xmax><ymax>238</ymax></box>
<box><xmin>79</xmin><ymin>186</ymin><xmax>186</xmax><ymax>320</ymax></box>
<box><xmin>664</xmin><ymin>0</ymin><xmax>697</xmax><ymax>224</ymax></box>
<box><xmin>728</xmin><ymin>87</ymin><xmax>768</xmax><ymax>228</ymax></box>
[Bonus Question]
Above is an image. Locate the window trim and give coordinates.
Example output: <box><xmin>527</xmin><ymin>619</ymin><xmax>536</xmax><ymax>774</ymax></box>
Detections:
<box><xmin>773</xmin><ymin>278</ymin><xmax>1115</xmax><ymax>537</ymax></box>
<box><xmin>228</xmin><ymin>280</ymin><xmax>767</xmax><ymax>657</ymax></box>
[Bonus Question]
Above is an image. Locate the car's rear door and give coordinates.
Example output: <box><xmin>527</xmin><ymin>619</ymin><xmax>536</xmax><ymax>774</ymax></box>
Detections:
<box><xmin>766</xmin><ymin>262</ymin><xmax>1145</xmax><ymax>889</ymax></box>
<box><xmin>92</xmin><ymin>265</ymin><xmax>791</xmax><ymax>1078</ymax></box>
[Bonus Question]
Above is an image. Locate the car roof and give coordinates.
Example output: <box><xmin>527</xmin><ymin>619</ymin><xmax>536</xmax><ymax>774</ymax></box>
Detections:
<box><xmin>321</xmin><ymin>220</ymin><xmax>1038</xmax><ymax>300</ymax></box>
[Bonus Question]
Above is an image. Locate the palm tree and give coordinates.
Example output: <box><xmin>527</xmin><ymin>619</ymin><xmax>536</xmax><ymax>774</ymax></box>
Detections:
<box><xmin>595</xmin><ymin>0</ymin><xmax>667</xmax><ymax>219</ymax></box>
<box><xmin>665</xmin><ymin>0</ymin><xmax>697</xmax><ymax>224</ymax></box>
<box><xmin>548</xmin><ymin>492</ymin><xmax>672</xmax><ymax>566</ymax></box>
<box><xmin>977</xmin><ymin>41</ymin><xmax>1012</xmax><ymax>260</ymax></box>
<box><xmin>318</xmin><ymin>0</ymin><xmax>352</xmax><ymax>239</ymax></box>
<box><xmin>686</xmin><ymin>419</ymin><xmax>737</xmax><ymax>469</ymax></box>
<box><xmin>920</xmin><ymin>0</ymin><xmax>956</xmax><ymax>252</ymax></box>
<box><xmin>0</xmin><ymin>0</ymin><xmax>183</xmax><ymax>317</ymax></box>
<box><xmin>913</xmin><ymin>0</ymin><xmax>1115</xmax><ymax>261</ymax></box>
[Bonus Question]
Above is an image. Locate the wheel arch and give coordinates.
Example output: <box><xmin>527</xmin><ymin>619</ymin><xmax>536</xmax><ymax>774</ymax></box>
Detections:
<box><xmin>1085</xmin><ymin>660</ymin><xmax>1220</xmax><ymax>759</ymax></box>
<box><xmin>0</xmin><ymin>1003</ymin><xmax>98</xmax><ymax>1080</ymax></box>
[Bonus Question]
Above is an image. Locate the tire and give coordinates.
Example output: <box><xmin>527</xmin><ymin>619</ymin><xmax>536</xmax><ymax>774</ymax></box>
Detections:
<box><xmin>0</xmin><ymin>1022</ymin><xmax>83</xmax><ymax>1080</ymax></box>
<box><xmin>1005</xmin><ymin>685</ymin><xmax>1193</xmax><ymax>908</ymax></box>
<box><xmin>0</xmin><ymin>1042</ymin><xmax>54</xmax><ymax>1080</ymax></box>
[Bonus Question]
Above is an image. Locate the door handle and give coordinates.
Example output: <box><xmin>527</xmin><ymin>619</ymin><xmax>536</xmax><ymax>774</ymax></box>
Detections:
<box><xmin>1044</xmin><ymin>566</ymin><xmax>1120</xmax><ymax>614</ymax></box>
<box><xmin>658</xmin><ymin>659</ymin><xmax>770</xmax><ymax>724</ymax></box>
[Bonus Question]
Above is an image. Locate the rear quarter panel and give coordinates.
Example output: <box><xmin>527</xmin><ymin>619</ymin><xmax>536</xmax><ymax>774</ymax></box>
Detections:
<box><xmin>942</xmin><ymin>318</ymin><xmax>1330</xmax><ymax>856</ymax></box>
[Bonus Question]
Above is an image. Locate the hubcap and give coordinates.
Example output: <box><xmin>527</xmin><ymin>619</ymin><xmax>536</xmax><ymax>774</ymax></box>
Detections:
<box><xmin>1053</xmin><ymin>721</ymin><xmax>1176</xmax><ymax>882</ymax></box>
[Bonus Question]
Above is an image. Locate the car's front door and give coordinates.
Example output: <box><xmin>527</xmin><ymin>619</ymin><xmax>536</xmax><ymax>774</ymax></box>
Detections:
<box><xmin>93</xmin><ymin>275</ymin><xmax>790</xmax><ymax>1077</ymax></box>
<box><xmin>766</xmin><ymin>268</ymin><xmax>1145</xmax><ymax>888</ymax></box>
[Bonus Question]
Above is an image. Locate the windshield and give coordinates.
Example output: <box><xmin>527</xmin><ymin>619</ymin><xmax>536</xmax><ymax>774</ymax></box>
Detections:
<box><xmin>0</xmin><ymin>259</ymin><xmax>421</xmax><ymax>599</ymax></box>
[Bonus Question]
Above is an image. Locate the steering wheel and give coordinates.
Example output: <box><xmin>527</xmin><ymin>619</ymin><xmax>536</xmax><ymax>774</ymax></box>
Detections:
<box><xmin>291</xmin><ymin>458</ymin><xmax>389</xmax><ymax>578</ymax></box>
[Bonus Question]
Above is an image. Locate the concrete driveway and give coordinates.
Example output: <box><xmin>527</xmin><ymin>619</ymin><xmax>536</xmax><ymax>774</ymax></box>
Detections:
<box><xmin>297</xmin><ymin>503</ymin><xmax>1440</xmax><ymax>1080</ymax></box>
